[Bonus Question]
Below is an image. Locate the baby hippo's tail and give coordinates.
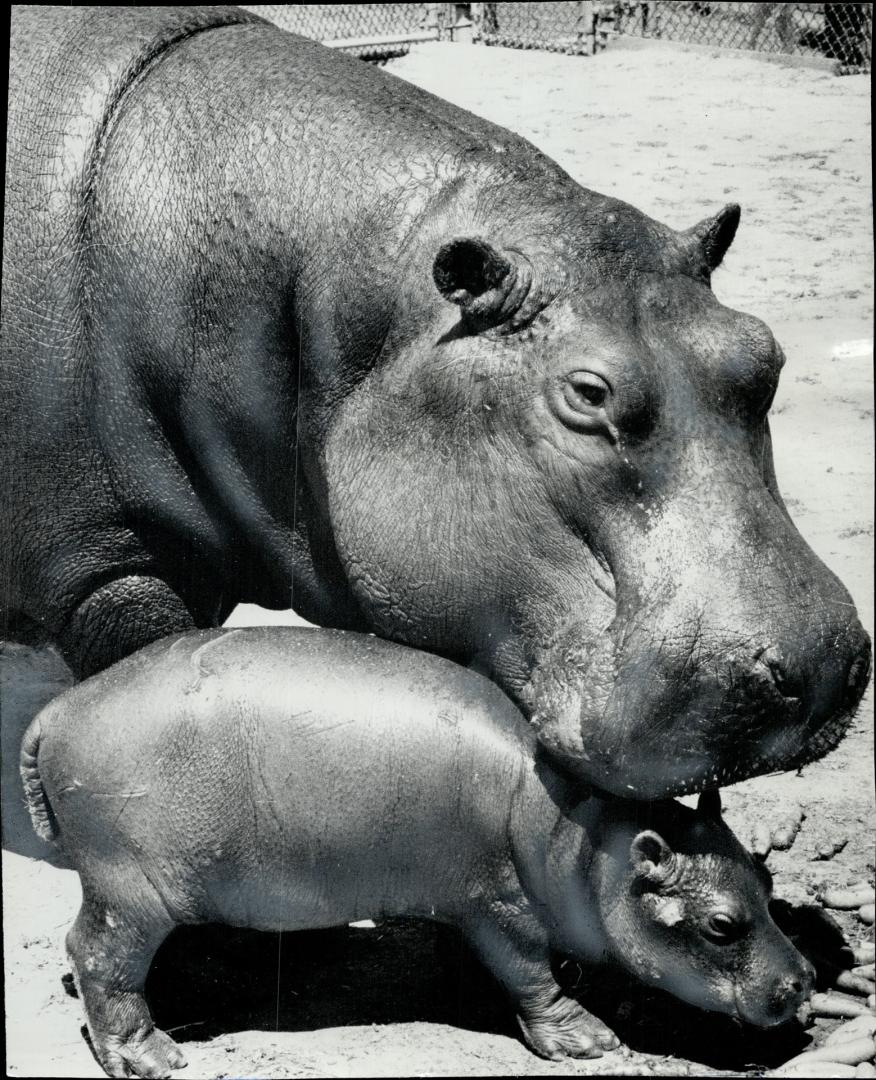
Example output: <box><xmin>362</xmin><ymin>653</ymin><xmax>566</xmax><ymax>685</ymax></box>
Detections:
<box><xmin>20</xmin><ymin>716</ymin><xmax>58</xmax><ymax>843</ymax></box>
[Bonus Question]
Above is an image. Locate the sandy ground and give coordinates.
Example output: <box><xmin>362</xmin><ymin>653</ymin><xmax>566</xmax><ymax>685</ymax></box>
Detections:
<box><xmin>3</xmin><ymin>39</ymin><xmax>873</xmax><ymax>1079</ymax></box>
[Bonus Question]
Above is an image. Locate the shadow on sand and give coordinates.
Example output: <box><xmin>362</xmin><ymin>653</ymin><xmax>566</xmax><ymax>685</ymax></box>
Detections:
<box><xmin>143</xmin><ymin>919</ymin><xmax>812</xmax><ymax>1073</ymax></box>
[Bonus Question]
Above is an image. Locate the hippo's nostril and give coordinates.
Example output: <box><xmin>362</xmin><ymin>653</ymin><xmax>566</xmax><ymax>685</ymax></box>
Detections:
<box><xmin>760</xmin><ymin>652</ymin><xmax>802</xmax><ymax>700</ymax></box>
<box><xmin>767</xmin><ymin>658</ymin><xmax>787</xmax><ymax>693</ymax></box>
<box><xmin>775</xmin><ymin>965</ymin><xmax>813</xmax><ymax>1011</ymax></box>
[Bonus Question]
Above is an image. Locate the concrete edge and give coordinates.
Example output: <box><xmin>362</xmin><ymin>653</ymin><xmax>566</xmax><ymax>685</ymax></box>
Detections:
<box><xmin>605</xmin><ymin>33</ymin><xmax>841</xmax><ymax>74</ymax></box>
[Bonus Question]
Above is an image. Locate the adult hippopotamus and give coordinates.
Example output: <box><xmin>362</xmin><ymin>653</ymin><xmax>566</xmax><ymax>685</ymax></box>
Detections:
<box><xmin>22</xmin><ymin>626</ymin><xmax>814</xmax><ymax>1078</ymax></box>
<box><xmin>2</xmin><ymin>6</ymin><xmax>870</xmax><ymax>798</ymax></box>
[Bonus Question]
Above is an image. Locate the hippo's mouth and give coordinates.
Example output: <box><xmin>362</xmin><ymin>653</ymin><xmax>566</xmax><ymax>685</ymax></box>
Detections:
<box><xmin>732</xmin><ymin>977</ymin><xmax>815</xmax><ymax>1031</ymax></box>
<box><xmin>526</xmin><ymin>633</ymin><xmax>871</xmax><ymax>799</ymax></box>
<box><xmin>718</xmin><ymin>643</ymin><xmax>871</xmax><ymax>789</ymax></box>
<box><xmin>692</xmin><ymin>703</ymin><xmax>857</xmax><ymax>795</ymax></box>
<box><xmin>530</xmin><ymin>692</ymin><xmax>862</xmax><ymax>800</ymax></box>
<box><xmin>731</xmin><ymin>990</ymin><xmax>795</xmax><ymax>1030</ymax></box>
<box><xmin>621</xmin><ymin>694</ymin><xmax>862</xmax><ymax>798</ymax></box>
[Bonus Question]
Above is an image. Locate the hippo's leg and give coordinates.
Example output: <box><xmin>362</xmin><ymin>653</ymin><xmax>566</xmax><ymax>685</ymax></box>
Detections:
<box><xmin>66</xmin><ymin>876</ymin><xmax>186</xmax><ymax>1079</ymax></box>
<box><xmin>515</xmin><ymin>976</ymin><xmax>620</xmax><ymax>1061</ymax></box>
<box><xmin>467</xmin><ymin>914</ymin><xmax>620</xmax><ymax>1061</ymax></box>
<box><xmin>55</xmin><ymin>575</ymin><xmax>196</xmax><ymax>678</ymax></box>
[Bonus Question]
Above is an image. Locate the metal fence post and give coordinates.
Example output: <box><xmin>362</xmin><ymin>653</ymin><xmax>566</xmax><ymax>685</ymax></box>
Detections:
<box><xmin>425</xmin><ymin>3</ymin><xmax>451</xmax><ymax>41</ymax></box>
<box><xmin>577</xmin><ymin>1</ymin><xmax>597</xmax><ymax>55</ymax></box>
<box><xmin>649</xmin><ymin>0</ymin><xmax>661</xmax><ymax>40</ymax></box>
<box><xmin>450</xmin><ymin>3</ymin><xmax>474</xmax><ymax>43</ymax></box>
<box><xmin>471</xmin><ymin>3</ymin><xmax>483</xmax><ymax>42</ymax></box>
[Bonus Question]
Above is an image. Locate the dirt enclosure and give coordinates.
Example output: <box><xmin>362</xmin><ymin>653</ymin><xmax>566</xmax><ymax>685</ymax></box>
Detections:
<box><xmin>3</xmin><ymin>38</ymin><xmax>874</xmax><ymax>1079</ymax></box>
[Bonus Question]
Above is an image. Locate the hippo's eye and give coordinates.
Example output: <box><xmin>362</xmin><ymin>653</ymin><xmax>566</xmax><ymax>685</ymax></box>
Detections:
<box><xmin>704</xmin><ymin>911</ymin><xmax>743</xmax><ymax>944</ymax></box>
<box><xmin>565</xmin><ymin>371</ymin><xmax>610</xmax><ymax>411</ymax></box>
<box><xmin>549</xmin><ymin>371</ymin><xmax>616</xmax><ymax>438</ymax></box>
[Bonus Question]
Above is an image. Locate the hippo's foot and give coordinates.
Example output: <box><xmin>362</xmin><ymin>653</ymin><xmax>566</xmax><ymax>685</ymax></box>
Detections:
<box><xmin>91</xmin><ymin>1025</ymin><xmax>187</xmax><ymax>1080</ymax></box>
<box><xmin>66</xmin><ymin>884</ymin><xmax>180</xmax><ymax>1078</ymax></box>
<box><xmin>517</xmin><ymin>998</ymin><xmax>621</xmax><ymax>1060</ymax></box>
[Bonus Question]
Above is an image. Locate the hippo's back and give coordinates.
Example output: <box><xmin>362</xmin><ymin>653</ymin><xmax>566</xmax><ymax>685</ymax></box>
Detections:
<box><xmin>29</xmin><ymin>627</ymin><xmax>535</xmax><ymax>923</ymax></box>
<box><xmin>5</xmin><ymin>6</ymin><xmax>264</xmax><ymax>268</ymax></box>
<box><xmin>36</xmin><ymin>624</ymin><xmax>531</xmax><ymax>742</ymax></box>
<box><xmin>4</xmin><ymin>6</ymin><xmax>266</xmax><ymax>363</ymax></box>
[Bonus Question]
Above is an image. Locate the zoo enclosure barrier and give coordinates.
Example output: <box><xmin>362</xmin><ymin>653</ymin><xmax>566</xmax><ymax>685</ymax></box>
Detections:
<box><xmin>242</xmin><ymin>3</ymin><xmax>872</xmax><ymax>72</ymax></box>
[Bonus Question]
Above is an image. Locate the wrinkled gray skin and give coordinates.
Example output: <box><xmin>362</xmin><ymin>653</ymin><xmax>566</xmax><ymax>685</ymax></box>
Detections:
<box><xmin>2</xmin><ymin>7</ymin><xmax>870</xmax><ymax>798</ymax></box>
<box><xmin>22</xmin><ymin>628</ymin><xmax>814</xmax><ymax>1079</ymax></box>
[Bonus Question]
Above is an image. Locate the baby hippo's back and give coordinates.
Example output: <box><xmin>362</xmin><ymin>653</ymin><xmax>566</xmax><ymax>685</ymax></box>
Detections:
<box><xmin>30</xmin><ymin>627</ymin><xmax>533</xmax><ymax>930</ymax></box>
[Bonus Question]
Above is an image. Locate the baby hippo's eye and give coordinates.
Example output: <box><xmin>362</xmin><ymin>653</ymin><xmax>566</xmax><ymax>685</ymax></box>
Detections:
<box><xmin>703</xmin><ymin>911</ymin><xmax>745</xmax><ymax>944</ymax></box>
<box><xmin>565</xmin><ymin>371</ymin><xmax>610</xmax><ymax>411</ymax></box>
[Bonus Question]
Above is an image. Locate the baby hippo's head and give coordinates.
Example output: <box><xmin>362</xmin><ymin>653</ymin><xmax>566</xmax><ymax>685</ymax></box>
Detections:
<box><xmin>597</xmin><ymin>790</ymin><xmax>814</xmax><ymax>1027</ymax></box>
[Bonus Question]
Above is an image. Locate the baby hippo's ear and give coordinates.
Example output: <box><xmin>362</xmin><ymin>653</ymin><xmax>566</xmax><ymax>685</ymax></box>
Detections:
<box><xmin>630</xmin><ymin>830</ymin><xmax>678</xmax><ymax>888</ymax></box>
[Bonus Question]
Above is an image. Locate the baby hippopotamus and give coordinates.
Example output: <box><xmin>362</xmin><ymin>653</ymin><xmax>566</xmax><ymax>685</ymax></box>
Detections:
<box><xmin>22</xmin><ymin>627</ymin><xmax>813</xmax><ymax>1078</ymax></box>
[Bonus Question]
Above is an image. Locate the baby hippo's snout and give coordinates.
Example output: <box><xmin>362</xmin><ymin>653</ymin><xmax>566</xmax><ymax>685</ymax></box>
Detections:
<box><xmin>742</xmin><ymin>948</ymin><xmax>815</xmax><ymax>1028</ymax></box>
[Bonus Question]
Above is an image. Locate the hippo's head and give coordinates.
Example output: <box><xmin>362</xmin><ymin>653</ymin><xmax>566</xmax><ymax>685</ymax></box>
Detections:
<box><xmin>593</xmin><ymin>790</ymin><xmax>814</xmax><ymax>1027</ymax></box>
<box><xmin>319</xmin><ymin>176</ymin><xmax>870</xmax><ymax>799</ymax></box>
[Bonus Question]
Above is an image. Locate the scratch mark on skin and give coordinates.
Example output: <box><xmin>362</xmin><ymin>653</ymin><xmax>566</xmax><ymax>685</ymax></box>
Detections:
<box><xmin>186</xmin><ymin>629</ymin><xmax>246</xmax><ymax>692</ymax></box>
<box><xmin>168</xmin><ymin>634</ymin><xmax>194</xmax><ymax>656</ymax></box>
<box><xmin>295</xmin><ymin>718</ymin><xmax>356</xmax><ymax>738</ymax></box>
<box><xmin>89</xmin><ymin>790</ymin><xmax>148</xmax><ymax>798</ymax></box>
<box><xmin>282</xmin><ymin>719</ymin><xmax>357</xmax><ymax>781</ymax></box>
<box><xmin>111</xmin><ymin>789</ymin><xmax>148</xmax><ymax>832</ymax></box>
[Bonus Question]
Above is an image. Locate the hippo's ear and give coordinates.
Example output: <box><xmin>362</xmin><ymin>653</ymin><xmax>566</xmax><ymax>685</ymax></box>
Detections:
<box><xmin>686</xmin><ymin>203</ymin><xmax>741</xmax><ymax>273</ymax></box>
<box><xmin>697</xmin><ymin>788</ymin><xmax>722</xmax><ymax>820</ymax></box>
<box><xmin>432</xmin><ymin>237</ymin><xmax>531</xmax><ymax>326</ymax></box>
<box><xmin>630</xmin><ymin>830</ymin><xmax>678</xmax><ymax>888</ymax></box>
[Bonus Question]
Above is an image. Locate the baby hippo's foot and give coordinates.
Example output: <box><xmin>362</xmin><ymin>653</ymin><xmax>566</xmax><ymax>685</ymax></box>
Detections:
<box><xmin>518</xmin><ymin>997</ymin><xmax>621</xmax><ymax>1060</ymax></box>
<box><xmin>92</xmin><ymin>1024</ymin><xmax>187</xmax><ymax>1079</ymax></box>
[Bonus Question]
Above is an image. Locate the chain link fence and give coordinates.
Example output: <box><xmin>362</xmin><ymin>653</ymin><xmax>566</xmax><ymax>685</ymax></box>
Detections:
<box><xmin>612</xmin><ymin>2</ymin><xmax>872</xmax><ymax>71</ymax></box>
<box><xmin>243</xmin><ymin>3</ymin><xmax>872</xmax><ymax>72</ymax></box>
<box><xmin>241</xmin><ymin>4</ymin><xmax>440</xmax><ymax>59</ymax></box>
<box><xmin>475</xmin><ymin>2</ymin><xmax>595</xmax><ymax>53</ymax></box>
<box><xmin>477</xmin><ymin>3</ymin><xmax>871</xmax><ymax>70</ymax></box>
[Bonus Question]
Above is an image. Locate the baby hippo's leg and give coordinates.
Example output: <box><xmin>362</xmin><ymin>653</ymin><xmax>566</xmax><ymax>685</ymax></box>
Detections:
<box><xmin>66</xmin><ymin>878</ymin><xmax>186</xmax><ymax>1079</ymax></box>
<box><xmin>467</xmin><ymin>913</ymin><xmax>620</xmax><ymax>1061</ymax></box>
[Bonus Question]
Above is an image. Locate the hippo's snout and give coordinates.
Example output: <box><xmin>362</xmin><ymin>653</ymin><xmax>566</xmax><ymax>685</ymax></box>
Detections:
<box><xmin>738</xmin><ymin>954</ymin><xmax>815</xmax><ymax>1029</ymax></box>
<box><xmin>755</xmin><ymin>617</ymin><xmax>871</xmax><ymax>722</ymax></box>
<box><xmin>719</xmin><ymin>614</ymin><xmax>871</xmax><ymax>763</ymax></box>
<box><xmin>762</xmin><ymin>619</ymin><xmax>871</xmax><ymax>775</ymax></box>
<box><xmin>779</xmin><ymin>964</ymin><xmax>815</xmax><ymax>1007</ymax></box>
<box><xmin>531</xmin><ymin>606</ymin><xmax>871</xmax><ymax>799</ymax></box>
